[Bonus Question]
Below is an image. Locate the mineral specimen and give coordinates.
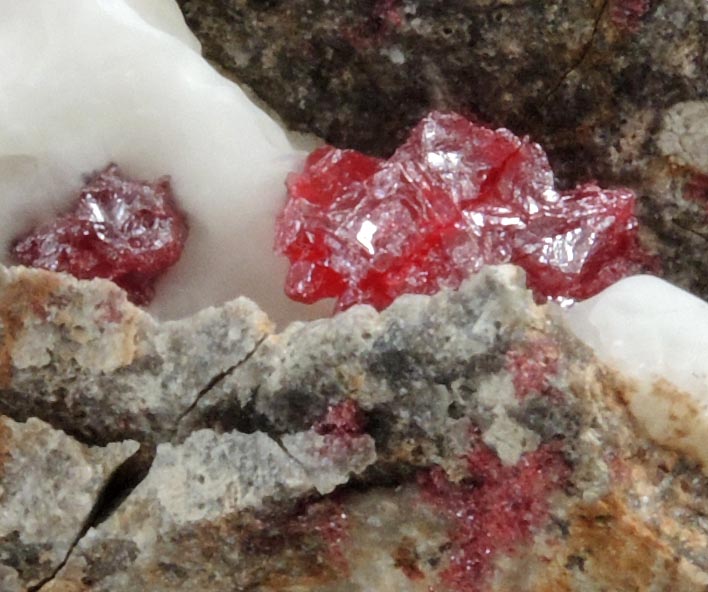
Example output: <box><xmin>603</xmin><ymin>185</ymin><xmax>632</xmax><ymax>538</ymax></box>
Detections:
<box><xmin>1</xmin><ymin>0</ymin><xmax>707</xmax><ymax>590</ymax></box>
<box><xmin>418</xmin><ymin>442</ymin><xmax>570</xmax><ymax>592</ymax></box>
<box><xmin>565</xmin><ymin>274</ymin><xmax>708</xmax><ymax>471</ymax></box>
<box><xmin>2</xmin><ymin>264</ymin><xmax>701</xmax><ymax>591</ymax></box>
<box><xmin>12</xmin><ymin>165</ymin><xmax>188</xmax><ymax>305</ymax></box>
<box><xmin>276</xmin><ymin>112</ymin><xmax>651</xmax><ymax>311</ymax></box>
<box><xmin>180</xmin><ymin>0</ymin><xmax>708</xmax><ymax>306</ymax></box>
<box><xmin>0</xmin><ymin>264</ymin><xmax>272</xmax><ymax>446</ymax></box>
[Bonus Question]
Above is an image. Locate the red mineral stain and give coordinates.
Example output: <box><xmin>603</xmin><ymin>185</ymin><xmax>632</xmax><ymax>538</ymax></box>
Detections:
<box><xmin>374</xmin><ymin>0</ymin><xmax>404</xmax><ymax>29</ymax></box>
<box><xmin>313</xmin><ymin>399</ymin><xmax>370</xmax><ymax>464</ymax></box>
<box><xmin>506</xmin><ymin>338</ymin><xmax>561</xmax><ymax>400</ymax></box>
<box><xmin>610</xmin><ymin>0</ymin><xmax>651</xmax><ymax>32</ymax></box>
<box><xmin>275</xmin><ymin>112</ymin><xmax>653</xmax><ymax>311</ymax></box>
<box><xmin>314</xmin><ymin>399</ymin><xmax>367</xmax><ymax>437</ymax></box>
<box><xmin>12</xmin><ymin>165</ymin><xmax>188</xmax><ymax>305</ymax></box>
<box><xmin>295</xmin><ymin>498</ymin><xmax>351</xmax><ymax>576</ymax></box>
<box><xmin>683</xmin><ymin>173</ymin><xmax>708</xmax><ymax>212</ymax></box>
<box><xmin>418</xmin><ymin>442</ymin><xmax>570</xmax><ymax>592</ymax></box>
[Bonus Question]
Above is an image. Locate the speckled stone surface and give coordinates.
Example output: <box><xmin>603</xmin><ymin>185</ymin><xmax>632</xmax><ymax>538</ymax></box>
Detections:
<box><xmin>0</xmin><ymin>265</ymin><xmax>700</xmax><ymax>591</ymax></box>
<box><xmin>0</xmin><ymin>415</ymin><xmax>137</xmax><ymax>591</ymax></box>
<box><xmin>179</xmin><ymin>0</ymin><xmax>708</xmax><ymax>302</ymax></box>
<box><xmin>180</xmin><ymin>265</ymin><xmax>550</xmax><ymax>471</ymax></box>
<box><xmin>0</xmin><ymin>265</ymin><xmax>272</xmax><ymax>446</ymax></box>
<box><xmin>41</xmin><ymin>428</ymin><xmax>376</xmax><ymax>591</ymax></box>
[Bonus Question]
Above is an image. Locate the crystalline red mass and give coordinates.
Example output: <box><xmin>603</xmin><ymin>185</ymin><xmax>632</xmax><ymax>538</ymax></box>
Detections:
<box><xmin>418</xmin><ymin>442</ymin><xmax>570</xmax><ymax>592</ymax></box>
<box><xmin>275</xmin><ymin>112</ymin><xmax>653</xmax><ymax>311</ymax></box>
<box><xmin>12</xmin><ymin>165</ymin><xmax>188</xmax><ymax>305</ymax></box>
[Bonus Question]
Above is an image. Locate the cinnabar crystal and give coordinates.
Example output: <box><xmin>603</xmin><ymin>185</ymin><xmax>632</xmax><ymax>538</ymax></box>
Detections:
<box><xmin>276</xmin><ymin>112</ymin><xmax>652</xmax><ymax>311</ymax></box>
<box><xmin>418</xmin><ymin>443</ymin><xmax>569</xmax><ymax>592</ymax></box>
<box><xmin>12</xmin><ymin>164</ymin><xmax>188</xmax><ymax>305</ymax></box>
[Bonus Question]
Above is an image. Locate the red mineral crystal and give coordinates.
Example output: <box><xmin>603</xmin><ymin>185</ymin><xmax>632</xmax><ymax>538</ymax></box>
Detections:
<box><xmin>12</xmin><ymin>164</ymin><xmax>188</xmax><ymax>305</ymax></box>
<box><xmin>275</xmin><ymin>112</ymin><xmax>652</xmax><ymax>311</ymax></box>
<box><xmin>293</xmin><ymin>499</ymin><xmax>351</xmax><ymax>577</ymax></box>
<box><xmin>313</xmin><ymin>400</ymin><xmax>370</xmax><ymax>464</ymax></box>
<box><xmin>418</xmin><ymin>442</ymin><xmax>570</xmax><ymax>592</ymax></box>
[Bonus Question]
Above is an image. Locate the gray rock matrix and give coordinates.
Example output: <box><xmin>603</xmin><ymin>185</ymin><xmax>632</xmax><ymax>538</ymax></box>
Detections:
<box><xmin>1</xmin><ymin>264</ymin><xmax>707</xmax><ymax>590</ymax></box>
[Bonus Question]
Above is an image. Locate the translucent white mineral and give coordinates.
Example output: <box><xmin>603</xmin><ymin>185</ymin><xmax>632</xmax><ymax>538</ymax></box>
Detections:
<box><xmin>0</xmin><ymin>0</ymin><xmax>329</xmax><ymax>326</ymax></box>
<box><xmin>564</xmin><ymin>275</ymin><xmax>708</xmax><ymax>471</ymax></box>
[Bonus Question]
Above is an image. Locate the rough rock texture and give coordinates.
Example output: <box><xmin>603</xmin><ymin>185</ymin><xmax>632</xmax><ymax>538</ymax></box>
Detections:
<box><xmin>42</xmin><ymin>428</ymin><xmax>377</xmax><ymax>591</ymax></box>
<box><xmin>0</xmin><ymin>265</ymin><xmax>272</xmax><ymax>446</ymax></box>
<box><xmin>0</xmin><ymin>415</ymin><xmax>138</xmax><ymax>591</ymax></box>
<box><xmin>0</xmin><ymin>264</ymin><xmax>702</xmax><ymax>590</ymax></box>
<box><xmin>179</xmin><ymin>0</ymin><xmax>708</xmax><ymax>302</ymax></box>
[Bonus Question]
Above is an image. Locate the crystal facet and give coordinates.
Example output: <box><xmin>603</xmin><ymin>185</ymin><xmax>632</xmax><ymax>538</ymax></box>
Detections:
<box><xmin>12</xmin><ymin>165</ymin><xmax>188</xmax><ymax>305</ymax></box>
<box><xmin>276</xmin><ymin>112</ymin><xmax>652</xmax><ymax>311</ymax></box>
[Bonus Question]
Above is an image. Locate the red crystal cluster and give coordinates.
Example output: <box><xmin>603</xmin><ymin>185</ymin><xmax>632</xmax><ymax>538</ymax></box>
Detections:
<box><xmin>12</xmin><ymin>165</ymin><xmax>188</xmax><ymax>305</ymax></box>
<box><xmin>418</xmin><ymin>442</ymin><xmax>569</xmax><ymax>592</ymax></box>
<box><xmin>293</xmin><ymin>499</ymin><xmax>351</xmax><ymax>578</ymax></box>
<box><xmin>276</xmin><ymin>112</ymin><xmax>650</xmax><ymax>311</ymax></box>
<box><xmin>313</xmin><ymin>399</ymin><xmax>371</xmax><ymax>465</ymax></box>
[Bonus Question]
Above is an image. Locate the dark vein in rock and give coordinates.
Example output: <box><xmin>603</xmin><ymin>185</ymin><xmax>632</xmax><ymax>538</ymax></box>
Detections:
<box><xmin>30</xmin><ymin>445</ymin><xmax>146</xmax><ymax>592</ymax></box>
<box><xmin>542</xmin><ymin>0</ymin><xmax>610</xmax><ymax>104</ymax></box>
<box><xmin>672</xmin><ymin>219</ymin><xmax>708</xmax><ymax>242</ymax></box>
<box><xmin>173</xmin><ymin>334</ymin><xmax>268</xmax><ymax>434</ymax></box>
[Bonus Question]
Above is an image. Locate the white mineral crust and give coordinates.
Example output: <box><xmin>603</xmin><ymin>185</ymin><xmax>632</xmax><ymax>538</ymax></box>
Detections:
<box><xmin>564</xmin><ymin>275</ymin><xmax>708</xmax><ymax>472</ymax></box>
<box><xmin>0</xmin><ymin>0</ymin><xmax>329</xmax><ymax>326</ymax></box>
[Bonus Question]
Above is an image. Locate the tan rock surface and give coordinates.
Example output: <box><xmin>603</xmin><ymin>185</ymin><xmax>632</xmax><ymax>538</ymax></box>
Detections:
<box><xmin>0</xmin><ymin>265</ymin><xmax>272</xmax><ymax>446</ymax></box>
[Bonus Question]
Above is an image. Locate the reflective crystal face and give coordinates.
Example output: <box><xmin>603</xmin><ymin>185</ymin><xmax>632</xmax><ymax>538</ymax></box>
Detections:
<box><xmin>276</xmin><ymin>112</ymin><xmax>653</xmax><ymax>311</ymax></box>
<box><xmin>12</xmin><ymin>165</ymin><xmax>188</xmax><ymax>305</ymax></box>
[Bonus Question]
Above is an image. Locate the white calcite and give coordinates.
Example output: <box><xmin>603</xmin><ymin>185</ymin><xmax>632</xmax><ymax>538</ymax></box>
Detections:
<box><xmin>123</xmin><ymin>0</ymin><xmax>202</xmax><ymax>50</ymax></box>
<box><xmin>564</xmin><ymin>275</ymin><xmax>708</xmax><ymax>471</ymax></box>
<box><xmin>0</xmin><ymin>0</ymin><xmax>329</xmax><ymax>326</ymax></box>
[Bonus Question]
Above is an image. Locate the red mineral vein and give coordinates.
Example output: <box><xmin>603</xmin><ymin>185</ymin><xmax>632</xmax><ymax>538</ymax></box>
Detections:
<box><xmin>418</xmin><ymin>442</ymin><xmax>570</xmax><ymax>592</ymax></box>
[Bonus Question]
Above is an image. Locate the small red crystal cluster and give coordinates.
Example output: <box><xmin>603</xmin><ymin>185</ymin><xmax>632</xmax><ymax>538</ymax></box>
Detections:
<box><xmin>12</xmin><ymin>165</ymin><xmax>188</xmax><ymax>305</ymax></box>
<box><xmin>313</xmin><ymin>399</ymin><xmax>371</xmax><ymax>463</ymax></box>
<box><xmin>293</xmin><ymin>499</ymin><xmax>351</xmax><ymax>577</ymax></box>
<box><xmin>276</xmin><ymin>112</ymin><xmax>650</xmax><ymax>311</ymax></box>
<box><xmin>418</xmin><ymin>442</ymin><xmax>569</xmax><ymax>592</ymax></box>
